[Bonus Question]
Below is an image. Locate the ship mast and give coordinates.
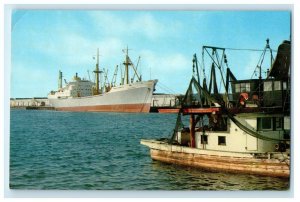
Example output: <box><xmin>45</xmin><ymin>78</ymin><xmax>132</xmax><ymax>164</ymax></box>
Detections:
<box><xmin>93</xmin><ymin>48</ymin><xmax>102</xmax><ymax>94</ymax></box>
<box><xmin>122</xmin><ymin>46</ymin><xmax>142</xmax><ymax>84</ymax></box>
<box><xmin>123</xmin><ymin>46</ymin><xmax>130</xmax><ymax>85</ymax></box>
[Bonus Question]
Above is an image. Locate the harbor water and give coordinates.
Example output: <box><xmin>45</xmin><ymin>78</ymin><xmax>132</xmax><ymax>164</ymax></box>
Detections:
<box><xmin>9</xmin><ymin>109</ymin><xmax>290</xmax><ymax>190</ymax></box>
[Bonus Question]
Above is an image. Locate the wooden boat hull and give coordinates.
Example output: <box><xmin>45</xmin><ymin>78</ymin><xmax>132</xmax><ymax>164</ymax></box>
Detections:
<box><xmin>141</xmin><ymin>139</ymin><xmax>290</xmax><ymax>178</ymax></box>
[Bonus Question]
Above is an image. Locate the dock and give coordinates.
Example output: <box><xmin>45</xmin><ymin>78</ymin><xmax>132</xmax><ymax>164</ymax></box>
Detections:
<box><xmin>25</xmin><ymin>106</ymin><xmax>55</xmax><ymax>110</ymax></box>
<box><xmin>11</xmin><ymin>93</ymin><xmax>183</xmax><ymax>112</ymax></box>
<box><xmin>10</xmin><ymin>97</ymin><xmax>54</xmax><ymax>110</ymax></box>
<box><xmin>150</xmin><ymin>93</ymin><xmax>182</xmax><ymax>113</ymax></box>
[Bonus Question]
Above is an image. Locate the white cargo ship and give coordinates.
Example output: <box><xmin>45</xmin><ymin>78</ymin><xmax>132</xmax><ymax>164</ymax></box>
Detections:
<box><xmin>48</xmin><ymin>48</ymin><xmax>157</xmax><ymax>112</ymax></box>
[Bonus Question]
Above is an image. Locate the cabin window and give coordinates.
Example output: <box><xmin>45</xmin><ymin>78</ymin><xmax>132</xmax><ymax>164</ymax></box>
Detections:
<box><xmin>283</xmin><ymin>82</ymin><xmax>287</xmax><ymax>90</ymax></box>
<box><xmin>201</xmin><ymin>135</ymin><xmax>208</xmax><ymax>144</ymax></box>
<box><xmin>274</xmin><ymin>81</ymin><xmax>281</xmax><ymax>91</ymax></box>
<box><xmin>235</xmin><ymin>83</ymin><xmax>240</xmax><ymax>93</ymax></box>
<box><xmin>240</xmin><ymin>83</ymin><xmax>246</xmax><ymax>92</ymax></box>
<box><xmin>274</xmin><ymin>117</ymin><xmax>283</xmax><ymax>130</ymax></box>
<box><xmin>245</xmin><ymin>83</ymin><xmax>251</xmax><ymax>92</ymax></box>
<box><xmin>262</xmin><ymin>118</ymin><xmax>272</xmax><ymax>130</ymax></box>
<box><xmin>235</xmin><ymin>82</ymin><xmax>250</xmax><ymax>93</ymax></box>
<box><xmin>241</xmin><ymin>82</ymin><xmax>250</xmax><ymax>92</ymax></box>
<box><xmin>257</xmin><ymin>117</ymin><xmax>273</xmax><ymax>131</ymax></box>
<box><xmin>263</xmin><ymin>81</ymin><xmax>272</xmax><ymax>91</ymax></box>
<box><xmin>218</xmin><ymin>136</ymin><xmax>226</xmax><ymax>146</ymax></box>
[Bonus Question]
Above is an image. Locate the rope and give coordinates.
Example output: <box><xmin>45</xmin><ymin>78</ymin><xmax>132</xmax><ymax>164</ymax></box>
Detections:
<box><xmin>224</xmin><ymin>47</ymin><xmax>278</xmax><ymax>52</ymax></box>
<box><xmin>156</xmin><ymin>82</ymin><xmax>176</xmax><ymax>94</ymax></box>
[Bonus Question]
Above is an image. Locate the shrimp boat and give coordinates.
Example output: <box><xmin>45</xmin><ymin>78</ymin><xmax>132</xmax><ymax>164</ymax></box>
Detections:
<box><xmin>48</xmin><ymin>48</ymin><xmax>157</xmax><ymax>112</ymax></box>
<box><xmin>141</xmin><ymin>40</ymin><xmax>291</xmax><ymax>177</ymax></box>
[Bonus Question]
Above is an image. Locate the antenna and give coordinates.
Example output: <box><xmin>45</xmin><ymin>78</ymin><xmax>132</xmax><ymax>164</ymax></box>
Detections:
<box><xmin>87</xmin><ymin>70</ymin><xmax>91</xmax><ymax>81</ymax></box>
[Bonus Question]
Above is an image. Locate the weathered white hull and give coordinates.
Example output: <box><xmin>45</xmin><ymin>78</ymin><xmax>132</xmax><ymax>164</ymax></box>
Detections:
<box><xmin>48</xmin><ymin>80</ymin><xmax>156</xmax><ymax>112</ymax></box>
<box><xmin>141</xmin><ymin>139</ymin><xmax>290</xmax><ymax>178</ymax></box>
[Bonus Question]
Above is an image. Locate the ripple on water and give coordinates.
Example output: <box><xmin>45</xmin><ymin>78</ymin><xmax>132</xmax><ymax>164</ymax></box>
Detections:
<box><xmin>10</xmin><ymin>110</ymin><xmax>290</xmax><ymax>190</ymax></box>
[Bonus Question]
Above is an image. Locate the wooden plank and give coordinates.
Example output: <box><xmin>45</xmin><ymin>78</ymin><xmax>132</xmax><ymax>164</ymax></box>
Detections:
<box><xmin>158</xmin><ymin>108</ymin><xmax>221</xmax><ymax>114</ymax></box>
<box><xmin>183</xmin><ymin>108</ymin><xmax>220</xmax><ymax>114</ymax></box>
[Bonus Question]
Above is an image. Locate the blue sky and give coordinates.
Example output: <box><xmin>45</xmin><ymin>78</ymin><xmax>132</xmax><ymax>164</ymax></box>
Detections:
<box><xmin>10</xmin><ymin>10</ymin><xmax>291</xmax><ymax>98</ymax></box>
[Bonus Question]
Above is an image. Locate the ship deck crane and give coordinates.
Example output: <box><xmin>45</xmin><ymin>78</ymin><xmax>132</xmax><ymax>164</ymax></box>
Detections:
<box><xmin>111</xmin><ymin>65</ymin><xmax>118</xmax><ymax>87</ymax></box>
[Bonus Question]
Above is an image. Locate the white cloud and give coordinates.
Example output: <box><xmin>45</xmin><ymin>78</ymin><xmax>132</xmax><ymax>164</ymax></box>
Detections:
<box><xmin>88</xmin><ymin>12</ymin><xmax>181</xmax><ymax>40</ymax></box>
<box><xmin>11</xmin><ymin>11</ymin><xmax>188</xmax><ymax>96</ymax></box>
<box><xmin>11</xmin><ymin>62</ymin><xmax>57</xmax><ymax>97</ymax></box>
<box><xmin>140</xmin><ymin>49</ymin><xmax>190</xmax><ymax>73</ymax></box>
<box><xmin>132</xmin><ymin>14</ymin><xmax>165</xmax><ymax>39</ymax></box>
<box><xmin>137</xmin><ymin>49</ymin><xmax>192</xmax><ymax>93</ymax></box>
<box><xmin>29</xmin><ymin>29</ymin><xmax>125</xmax><ymax>68</ymax></box>
<box><xmin>14</xmin><ymin>11</ymin><xmax>185</xmax><ymax>75</ymax></box>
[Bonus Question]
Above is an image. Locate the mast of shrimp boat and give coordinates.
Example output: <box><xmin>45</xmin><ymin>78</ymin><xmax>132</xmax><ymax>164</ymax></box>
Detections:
<box><xmin>257</xmin><ymin>38</ymin><xmax>274</xmax><ymax>102</ymax></box>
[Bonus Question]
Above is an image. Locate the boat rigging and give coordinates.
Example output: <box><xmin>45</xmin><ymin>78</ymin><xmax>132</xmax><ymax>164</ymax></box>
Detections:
<box><xmin>141</xmin><ymin>39</ymin><xmax>291</xmax><ymax>177</ymax></box>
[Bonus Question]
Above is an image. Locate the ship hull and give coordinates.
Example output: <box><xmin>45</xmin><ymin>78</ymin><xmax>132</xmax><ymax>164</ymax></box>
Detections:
<box><xmin>48</xmin><ymin>80</ymin><xmax>156</xmax><ymax>113</ymax></box>
<box><xmin>56</xmin><ymin>103</ymin><xmax>150</xmax><ymax>113</ymax></box>
<box><xmin>141</xmin><ymin>139</ymin><xmax>290</xmax><ymax>178</ymax></box>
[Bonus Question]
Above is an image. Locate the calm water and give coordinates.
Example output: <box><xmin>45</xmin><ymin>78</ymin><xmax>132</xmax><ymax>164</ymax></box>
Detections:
<box><xmin>10</xmin><ymin>109</ymin><xmax>290</xmax><ymax>190</ymax></box>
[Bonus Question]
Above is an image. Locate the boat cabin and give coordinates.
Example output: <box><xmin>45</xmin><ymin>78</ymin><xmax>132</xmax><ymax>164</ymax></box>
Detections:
<box><xmin>175</xmin><ymin>111</ymin><xmax>290</xmax><ymax>154</ymax></box>
<box><xmin>229</xmin><ymin>78</ymin><xmax>290</xmax><ymax>108</ymax></box>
